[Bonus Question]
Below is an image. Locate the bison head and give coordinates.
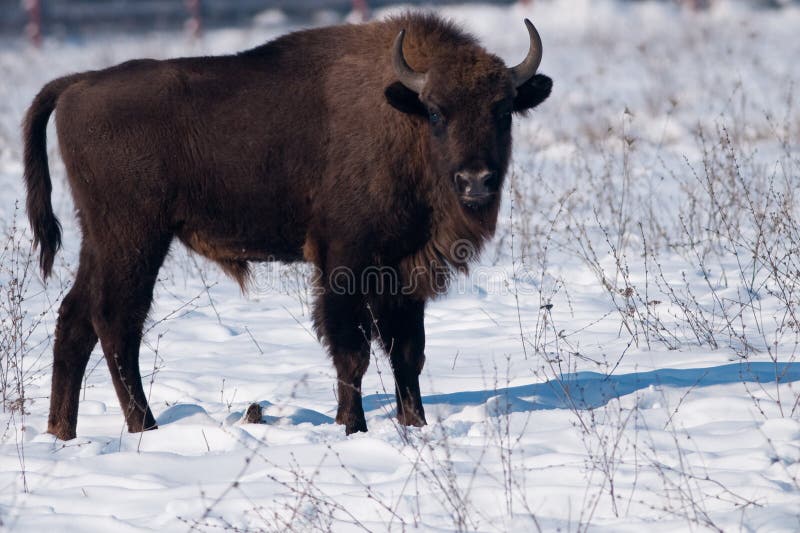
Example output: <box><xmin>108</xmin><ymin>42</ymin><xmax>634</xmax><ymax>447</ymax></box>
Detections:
<box><xmin>385</xmin><ymin>20</ymin><xmax>552</xmax><ymax>211</ymax></box>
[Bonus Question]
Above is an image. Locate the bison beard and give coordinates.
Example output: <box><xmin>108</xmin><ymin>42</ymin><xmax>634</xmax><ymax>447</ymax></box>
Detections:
<box><xmin>22</xmin><ymin>13</ymin><xmax>552</xmax><ymax>439</ymax></box>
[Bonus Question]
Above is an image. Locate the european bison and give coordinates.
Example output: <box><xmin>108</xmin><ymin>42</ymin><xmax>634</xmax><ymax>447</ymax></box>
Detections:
<box><xmin>23</xmin><ymin>13</ymin><xmax>551</xmax><ymax>439</ymax></box>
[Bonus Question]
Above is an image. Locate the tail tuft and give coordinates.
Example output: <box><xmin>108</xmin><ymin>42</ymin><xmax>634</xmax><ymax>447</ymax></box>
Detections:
<box><xmin>22</xmin><ymin>75</ymin><xmax>79</xmax><ymax>279</ymax></box>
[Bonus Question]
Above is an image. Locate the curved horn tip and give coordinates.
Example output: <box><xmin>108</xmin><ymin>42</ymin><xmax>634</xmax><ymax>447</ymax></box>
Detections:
<box><xmin>523</xmin><ymin>19</ymin><xmax>542</xmax><ymax>53</ymax></box>
<box><xmin>391</xmin><ymin>30</ymin><xmax>405</xmax><ymax>62</ymax></box>
<box><xmin>392</xmin><ymin>29</ymin><xmax>427</xmax><ymax>93</ymax></box>
<box><xmin>510</xmin><ymin>18</ymin><xmax>543</xmax><ymax>88</ymax></box>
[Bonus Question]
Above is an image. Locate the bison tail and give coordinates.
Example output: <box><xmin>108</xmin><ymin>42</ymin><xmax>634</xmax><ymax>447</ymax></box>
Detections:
<box><xmin>22</xmin><ymin>74</ymin><xmax>80</xmax><ymax>279</ymax></box>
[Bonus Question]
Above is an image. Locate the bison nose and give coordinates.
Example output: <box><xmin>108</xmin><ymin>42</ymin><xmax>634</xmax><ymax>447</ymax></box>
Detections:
<box><xmin>454</xmin><ymin>170</ymin><xmax>496</xmax><ymax>197</ymax></box>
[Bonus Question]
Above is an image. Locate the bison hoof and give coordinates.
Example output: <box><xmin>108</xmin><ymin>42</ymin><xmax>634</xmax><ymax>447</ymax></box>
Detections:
<box><xmin>47</xmin><ymin>424</ymin><xmax>77</xmax><ymax>441</ymax></box>
<box><xmin>397</xmin><ymin>410</ymin><xmax>427</xmax><ymax>427</ymax></box>
<box><xmin>344</xmin><ymin>419</ymin><xmax>368</xmax><ymax>435</ymax></box>
<box><xmin>336</xmin><ymin>406</ymin><xmax>368</xmax><ymax>435</ymax></box>
<box><xmin>397</xmin><ymin>402</ymin><xmax>428</xmax><ymax>428</ymax></box>
<box><xmin>128</xmin><ymin>422</ymin><xmax>158</xmax><ymax>433</ymax></box>
<box><xmin>127</xmin><ymin>412</ymin><xmax>158</xmax><ymax>433</ymax></box>
<box><xmin>337</xmin><ymin>412</ymin><xmax>368</xmax><ymax>434</ymax></box>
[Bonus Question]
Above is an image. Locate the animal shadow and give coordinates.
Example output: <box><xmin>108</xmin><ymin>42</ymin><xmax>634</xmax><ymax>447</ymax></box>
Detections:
<box><xmin>362</xmin><ymin>361</ymin><xmax>800</xmax><ymax>417</ymax></box>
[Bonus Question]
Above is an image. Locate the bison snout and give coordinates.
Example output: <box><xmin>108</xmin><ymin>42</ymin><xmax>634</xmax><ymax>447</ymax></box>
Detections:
<box><xmin>454</xmin><ymin>170</ymin><xmax>497</xmax><ymax>206</ymax></box>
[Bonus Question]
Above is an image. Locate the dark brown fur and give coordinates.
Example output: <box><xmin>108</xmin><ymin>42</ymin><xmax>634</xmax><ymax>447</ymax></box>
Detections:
<box><xmin>23</xmin><ymin>13</ymin><xmax>551</xmax><ymax>439</ymax></box>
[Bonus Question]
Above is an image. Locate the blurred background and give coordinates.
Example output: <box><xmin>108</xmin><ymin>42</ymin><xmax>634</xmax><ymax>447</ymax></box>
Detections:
<box><xmin>2</xmin><ymin>0</ymin><xmax>798</xmax><ymax>45</ymax></box>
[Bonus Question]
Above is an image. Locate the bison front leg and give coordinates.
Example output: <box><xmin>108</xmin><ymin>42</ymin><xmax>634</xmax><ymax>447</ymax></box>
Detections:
<box><xmin>333</xmin><ymin>343</ymin><xmax>370</xmax><ymax>435</ymax></box>
<box><xmin>377</xmin><ymin>298</ymin><xmax>427</xmax><ymax>427</ymax></box>
<box><xmin>314</xmin><ymin>291</ymin><xmax>371</xmax><ymax>435</ymax></box>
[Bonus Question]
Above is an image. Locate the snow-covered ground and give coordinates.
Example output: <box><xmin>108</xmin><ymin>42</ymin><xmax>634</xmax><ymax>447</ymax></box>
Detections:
<box><xmin>1</xmin><ymin>1</ymin><xmax>799</xmax><ymax>531</ymax></box>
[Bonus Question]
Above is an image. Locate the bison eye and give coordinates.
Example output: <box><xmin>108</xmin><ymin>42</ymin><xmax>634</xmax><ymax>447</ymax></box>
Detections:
<box><xmin>429</xmin><ymin>111</ymin><xmax>442</xmax><ymax>125</ymax></box>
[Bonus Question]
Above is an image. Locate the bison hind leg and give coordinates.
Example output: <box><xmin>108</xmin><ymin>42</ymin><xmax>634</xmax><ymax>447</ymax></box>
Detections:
<box><xmin>47</xmin><ymin>247</ymin><xmax>99</xmax><ymax>440</ymax></box>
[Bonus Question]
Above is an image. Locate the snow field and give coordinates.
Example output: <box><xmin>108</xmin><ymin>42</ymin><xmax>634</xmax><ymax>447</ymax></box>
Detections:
<box><xmin>0</xmin><ymin>1</ymin><xmax>799</xmax><ymax>531</ymax></box>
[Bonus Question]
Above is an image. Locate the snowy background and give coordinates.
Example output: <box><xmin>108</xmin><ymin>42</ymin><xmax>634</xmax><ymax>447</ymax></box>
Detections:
<box><xmin>1</xmin><ymin>0</ymin><xmax>799</xmax><ymax>531</ymax></box>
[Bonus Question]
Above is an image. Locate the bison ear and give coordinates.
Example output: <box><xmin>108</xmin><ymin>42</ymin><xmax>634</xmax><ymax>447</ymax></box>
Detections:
<box><xmin>513</xmin><ymin>74</ymin><xmax>552</xmax><ymax>114</ymax></box>
<box><xmin>385</xmin><ymin>82</ymin><xmax>427</xmax><ymax>116</ymax></box>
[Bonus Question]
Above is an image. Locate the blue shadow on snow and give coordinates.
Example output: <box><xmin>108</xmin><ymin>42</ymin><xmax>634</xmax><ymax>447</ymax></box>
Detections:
<box><xmin>362</xmin><ymin>361</ymin><xmax>800</xmax><ymax>414</ymax></box>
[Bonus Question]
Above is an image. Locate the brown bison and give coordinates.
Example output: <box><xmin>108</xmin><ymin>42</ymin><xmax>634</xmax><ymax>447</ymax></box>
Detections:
<box><xmin>23</xmin><ymin>13</ymin><xmax>551</xmax><ymax>439</ymax></box>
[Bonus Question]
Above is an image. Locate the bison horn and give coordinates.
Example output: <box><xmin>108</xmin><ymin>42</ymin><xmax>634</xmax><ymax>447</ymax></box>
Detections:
<box><xmin>392</xmin><ymin>30</ymin><xmax>427</xmax><ymax>93</ymax></box>
<box><xmin>509</xmin><ymin>19</ymin><xmax>543</xmax><ymax>88</ymax></box>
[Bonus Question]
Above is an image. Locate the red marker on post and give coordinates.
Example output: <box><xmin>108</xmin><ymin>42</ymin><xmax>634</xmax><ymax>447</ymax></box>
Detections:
<box><xmin>23</xmin><ymin>0</ymin><xmax>42</xmax><ymax>48</ymax></box>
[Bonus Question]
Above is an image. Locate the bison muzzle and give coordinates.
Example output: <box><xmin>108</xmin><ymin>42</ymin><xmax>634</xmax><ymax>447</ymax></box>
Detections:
<box><xmin>22</xmin><ymin>13</ymin><xmax>552</xmax><ymax>439</ymax></box>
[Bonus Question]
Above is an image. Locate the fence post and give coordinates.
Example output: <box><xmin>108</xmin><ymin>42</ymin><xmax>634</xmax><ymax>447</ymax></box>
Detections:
<box><xmin>185</xmin><ymin>0</ymin><xmax>202</xmax><ymax>39</ymax></box>
<box><xmin>352</xmin><ymin>0</ymin><xmax>370</xmax><ymax>22</ymax></box>
<box><xmin>23</xmin><ymin>0</ymin><xmax>42</xmax><ymax>47</ymax></box>
<box><xmin>679</xmin><ymin>0</ymin><xmax>713</xmax><ymax>10</ymax></box>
